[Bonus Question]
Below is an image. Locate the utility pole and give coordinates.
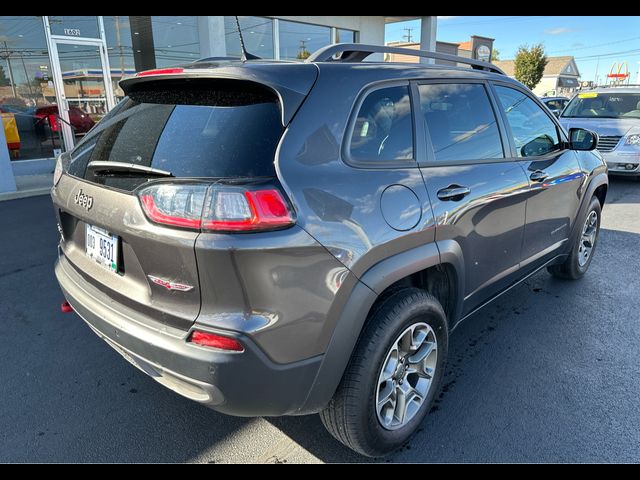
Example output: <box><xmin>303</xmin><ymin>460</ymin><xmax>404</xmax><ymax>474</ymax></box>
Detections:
<box><xmin>403</xmin><ymin>27</ymin><xmax>414</xmax><ymax>43</ymax></box>
<box><xmin>19</xmin><ymin>51</ymin><xmax>35</xmax><ymax>101</ymax></box>
<box><xmin>2</xmin><ymin>41</ymin><xmax>17</xmax><ymax>98</ymax></box>
<box><xmin>114</xmin><ymin>16</ymin><xmax>125</xmax><ymax>77</ymax></box>
<box><xmin>297</xmin><ymin>39</ymin><xmax>309</xmax><ymax>59</ymax></box>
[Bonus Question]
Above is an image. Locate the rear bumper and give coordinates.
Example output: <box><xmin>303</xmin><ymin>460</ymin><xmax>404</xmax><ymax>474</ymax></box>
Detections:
<box><xmin>55</xmin><ymin>254</ymin><xmax>323</xmax><ymax>416</ymax></box>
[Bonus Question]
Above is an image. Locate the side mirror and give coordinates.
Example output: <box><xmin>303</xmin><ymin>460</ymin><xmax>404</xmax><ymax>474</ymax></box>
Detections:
<box><xmin>569</xmin><ymin>128</ymin><xmax>598</xmax><ymax>151</ymax></box>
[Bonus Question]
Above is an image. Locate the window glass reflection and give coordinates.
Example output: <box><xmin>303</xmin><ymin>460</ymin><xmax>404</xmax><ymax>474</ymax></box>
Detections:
<box><xmin>55</xmin><ymin>43</ymin><xmax>106</xmax><ymax>144</ymax></box>
<box><xmin>495</xmin><ymin>86</ymin><xmax>560</xmax><ymax>157</ymax></box>
<box><xmin>103</xmin><ymin>16</ymin><xmax>135</xmax><ymax>101</ymax></box>
<box><xmin>419</xmin><ymin>83</ymin><xmax>504</xmax><ymax>162</ymax></box>
<box><xmin>350</xmin><ymin>86</ymin><xmax>414</xmax><ymax>162</ymax></box>
<box><xmin>224</xmin><ymin>16</ymin><xmax>274</xmax><ymax>59</ymax></box>
<box><xmin>48</xmin><ymin>16</ymin><xmax>100</xmax><ymax>38</ymax></box>
<box><xmin>279</xmin><ymin>20</ymin><xmax>331</xmax><ymax>60</ymax></box>
<box><xmin>336</xmin><ymin>28</ymin><xmax>357</xmax><ymax>43</ymax></box>
<box><xmin>104</xmin><ymin>16</ymin><xmax>200</xmax><ymax>100</ymax></box>
<box><xmin>0</xmin><ymin>16</ymin><xmax>60</xmax><ymax>159</ymax></box>
<box><xmin>151</xmin><ymin>16</ymin><xmax>200</xmax><ymax>67</ymax></box>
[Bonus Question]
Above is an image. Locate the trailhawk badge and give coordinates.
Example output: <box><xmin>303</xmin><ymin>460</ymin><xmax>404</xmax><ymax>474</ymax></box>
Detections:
<box><xmin>147</xmin><ymin>275</ymin><xmax>194</xmax><ymax>292</ymax></box>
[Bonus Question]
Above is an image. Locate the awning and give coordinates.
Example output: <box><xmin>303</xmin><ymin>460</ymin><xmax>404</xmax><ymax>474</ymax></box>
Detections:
<box><xmin>558</xmin><ymin>77</ymin><xmax>579</xmax><ymax>88</ymax></box>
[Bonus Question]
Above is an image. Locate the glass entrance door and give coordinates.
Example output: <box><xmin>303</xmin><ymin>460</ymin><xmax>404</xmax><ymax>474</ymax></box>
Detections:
<box><xmin>49</xmin><ymin>39</ymin><xmax>114</xmax><ymax>152</ymax></box>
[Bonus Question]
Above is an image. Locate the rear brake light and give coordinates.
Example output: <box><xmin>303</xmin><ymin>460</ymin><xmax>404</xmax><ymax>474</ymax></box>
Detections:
<box><xmin>189</xmin><ymin>330</ymin><xmax>244</xmax><ymax>352</ymax></box>
<box><xmin>138</xmin><ymin>183</ymin><xmax>294</xmax><ymax>233</ymax></box>
<box><xmin>136</xmin><ymin>68</ymin><xmax>184</xmax><ymax>77</ymax></box>
<box><xmin>202</xmin><ymin>189</ymin><xmax>293</xmax><ymax>231</ymax></box>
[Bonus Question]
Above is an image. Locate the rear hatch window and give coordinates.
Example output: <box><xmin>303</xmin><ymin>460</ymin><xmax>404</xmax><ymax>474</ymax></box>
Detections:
<box><xmin>67</xmin><ymin>79</ymin><xmax>284</xmax><ymax>191</ymax></box>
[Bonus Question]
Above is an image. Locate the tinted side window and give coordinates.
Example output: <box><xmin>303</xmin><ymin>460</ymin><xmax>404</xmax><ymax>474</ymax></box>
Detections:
<box><xmin>418</xmin><ymin>83</ymin><xmax>503</xmax><ymax>162</ymax></box>
<box><xmin>349</xmin><ymin>85</ymin><xmax>413</xmax><ymax>162</ymax></box>
<box><xmin>495</xmin><ymin>86</ymin><xmax>561</xmax><ymax>158</ymax></box>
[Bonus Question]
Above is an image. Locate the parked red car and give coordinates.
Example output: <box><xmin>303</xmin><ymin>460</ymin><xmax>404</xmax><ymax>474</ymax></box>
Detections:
<box><xmin>34</xmin><ymin>105</ymin><xmax>96</xmax><ymax>135</ymax></box>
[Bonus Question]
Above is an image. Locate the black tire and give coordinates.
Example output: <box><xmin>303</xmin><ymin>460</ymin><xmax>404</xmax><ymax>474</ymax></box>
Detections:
<box><xmin>548</xmin><ymin>196</ymin><xmax>601</xmax><ymax>280</ymax></box>
<box><xmin>320</xmin><ymin>288</ymin><xmax>448</xmax><ymax>457</ymax></box>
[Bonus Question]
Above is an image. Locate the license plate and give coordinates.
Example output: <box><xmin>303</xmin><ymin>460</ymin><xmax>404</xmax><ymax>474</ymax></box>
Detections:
<box><xmin>85</xmin><ymin>224</ymin><xmax>119</xmax><ymax>273</ymax></box>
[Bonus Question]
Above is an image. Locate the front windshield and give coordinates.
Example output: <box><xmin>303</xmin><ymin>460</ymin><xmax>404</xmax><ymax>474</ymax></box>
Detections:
<box><xmin>562</xmin><ymin>92</ymin><xmax>640</xmax><ymax>119</ymax></box>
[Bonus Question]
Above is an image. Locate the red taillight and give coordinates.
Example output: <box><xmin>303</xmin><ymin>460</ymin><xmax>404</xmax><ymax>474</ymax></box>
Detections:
<box><xmin>190</xmin><ymin>330</ymin><xmax>244</xmax><ymax>352</ymax></box>
<box><xmin>203</xmin><ymin>189</ymin><xmax>293</xmax><ymax>232</ymax></box>
<box><xmin>138</xmin><ymin>183</ymin><xmax>294</xmax><ymax>233</ymax></box>
<box><xmin>136</xmin><ymin>68</ymin><xmax>184</xmax><ymax>77</ymax></box>
<box><xmin>140</xmin><ymin>194</ymin><xmax>203</xmax><ymax>229</ymax></box>
<box><xmin>61</xmin><ymin>301</ymin><xmax>73</xmax><ymax>313</ymax></box>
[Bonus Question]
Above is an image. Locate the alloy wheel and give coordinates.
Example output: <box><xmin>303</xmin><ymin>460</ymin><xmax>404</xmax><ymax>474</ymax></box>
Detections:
<box><xmin>375</xmin><ymin>322</ymin><xmax>438</xmax><ymax>430</ymax></box>
<box><xmin>578</xmin><ymin>210</ymin><xmax>598</xmax><ymax>267</ymax></box>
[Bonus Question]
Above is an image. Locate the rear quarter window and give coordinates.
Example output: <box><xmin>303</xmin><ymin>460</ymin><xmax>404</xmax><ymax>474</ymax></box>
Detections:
<box><xmin>348</xmin><ymin>85</ymin><xmax>414</xmax><ymax>163</ymax></box>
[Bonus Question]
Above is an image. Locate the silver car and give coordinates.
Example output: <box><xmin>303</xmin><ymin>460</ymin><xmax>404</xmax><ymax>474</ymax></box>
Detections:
<box><xmin>560</xmin><ymin>87</ymin><xmax>640</xmax><ymax>178</ymax></box>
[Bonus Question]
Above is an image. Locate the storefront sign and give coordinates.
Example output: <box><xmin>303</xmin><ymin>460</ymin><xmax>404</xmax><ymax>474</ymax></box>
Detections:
<box><xmin>476</xmin><ymin>45</ymin><xmax>491</xmax><ymax>62</ymax></box>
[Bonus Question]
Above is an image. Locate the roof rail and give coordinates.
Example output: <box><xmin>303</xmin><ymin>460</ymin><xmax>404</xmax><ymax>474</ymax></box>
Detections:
<box><xmin>306</xmin><ymin>43</ymin><xmax>505</xmax><ymax>75</ymax></box>
<box><xmin>194</xmin><ymin>56</ymin><xmax>242</xmax><ymax>63</ymax></box>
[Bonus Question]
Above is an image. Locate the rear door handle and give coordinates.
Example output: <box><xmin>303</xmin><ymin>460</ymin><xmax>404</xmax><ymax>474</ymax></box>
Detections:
<box><xmin>437</xmin><ymin>185</ymin><xmax>471</xmax><ymax>201</ymax></box>
<box><xmin>530</xmin><ymin>170</ymin><xmax>549</xmax><ymax>182</ymax></box>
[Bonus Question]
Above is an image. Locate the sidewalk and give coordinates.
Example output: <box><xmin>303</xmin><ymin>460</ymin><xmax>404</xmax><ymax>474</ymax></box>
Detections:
<box><xmin>0</xmin><ymin>174</ymin><xmax>53</xmax><ymax>202</ymax></box>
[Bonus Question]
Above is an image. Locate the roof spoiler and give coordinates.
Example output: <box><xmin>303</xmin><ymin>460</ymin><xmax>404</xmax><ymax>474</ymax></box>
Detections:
<box><xmin>118</xmin><ymin>63</ymin><xmax>319</xmax><ymax>126</ymax></box>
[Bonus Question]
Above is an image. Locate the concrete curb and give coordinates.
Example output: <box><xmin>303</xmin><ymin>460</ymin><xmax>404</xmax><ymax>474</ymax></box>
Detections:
<box><xmin>0</xmin><ymin>187</ymin><xmax>51</xmax><ymax>202</ymax></box>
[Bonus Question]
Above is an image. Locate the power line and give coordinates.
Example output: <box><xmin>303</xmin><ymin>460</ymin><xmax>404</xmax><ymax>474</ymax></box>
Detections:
<box><xmin>403</xmin><ymin>27</ymin><xmax>414</xmax><ymax>43</ymax></box>
<box><xmin>575</xmin><ymin>47</ymin><xmax>640</xmax><ymax>60</ymax></box>
<box><xmin>440</xmin><ymin>16</ymin><xmax>546</xmax><ymax>27</ymax></box>
<box><xmin>549</xmin><ymin>36</ymin><xmax>640</xmax><ymax>54</ymax></box>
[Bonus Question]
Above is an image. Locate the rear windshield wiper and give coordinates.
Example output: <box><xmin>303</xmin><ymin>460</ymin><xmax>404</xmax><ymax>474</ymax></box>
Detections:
<box><xmin>87</xmin><ymin>161</ymin><xmax>173</xmax><ymax>177</ymax></box>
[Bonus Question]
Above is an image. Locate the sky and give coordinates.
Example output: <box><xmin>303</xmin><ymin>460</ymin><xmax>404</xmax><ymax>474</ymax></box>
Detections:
<box><xmin>385</xmin><ymin>16</ymin><xmax>640</xmax><ymax>84</ymax></box>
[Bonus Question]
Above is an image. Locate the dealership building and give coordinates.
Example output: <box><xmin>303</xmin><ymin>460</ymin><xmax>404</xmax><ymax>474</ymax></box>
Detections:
<box><xmin>0</xmin><ymin>16</ymin><xmax>438</xmax><ymax>195</ymax></box>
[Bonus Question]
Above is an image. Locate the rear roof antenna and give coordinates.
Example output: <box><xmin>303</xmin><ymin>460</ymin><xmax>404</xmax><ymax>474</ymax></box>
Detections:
<box><xmin>235</xmin><ymin>16</ymin><xmax>260</xmax><ymax>61</ymax></box>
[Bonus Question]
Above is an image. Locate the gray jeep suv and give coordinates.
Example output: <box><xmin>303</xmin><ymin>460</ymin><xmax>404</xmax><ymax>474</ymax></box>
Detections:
<box><xmin>52</xmin><ymin>44</ymin><xmax>608</xmax><ymax>457</ymax></box>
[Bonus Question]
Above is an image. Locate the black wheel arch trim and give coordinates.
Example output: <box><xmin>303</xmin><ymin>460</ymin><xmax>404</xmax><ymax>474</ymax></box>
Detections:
<box><xmin>567</xmin><ymin>171</ymin><xmax>608</xmax><ymax>254</ymax></box>
<box><xmin>298</xmin><ymin>241</ymin><xmax>465</xmax><ymax>414</ymax></box>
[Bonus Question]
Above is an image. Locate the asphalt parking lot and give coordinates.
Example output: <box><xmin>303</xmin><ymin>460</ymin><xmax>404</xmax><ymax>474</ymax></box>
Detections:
<box><xmin>1</xmin><ymin>178</ymin><xmax>639</xmax><ymax>463</ymax></box>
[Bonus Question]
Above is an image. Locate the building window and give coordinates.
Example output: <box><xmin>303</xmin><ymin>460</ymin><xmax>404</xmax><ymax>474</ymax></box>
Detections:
<box><xmin>103</xmin><ymin>16</ymin><xmax>200</xmax><ymax>98</ymax></box>
<box><xmin>151</xmin><ymin>16</ymin><xmax>200</xmax><ymax>67</ymax></box>
<box><xmin>103</xmin><ymin>16</ymin><xmax>135</xmax><ymax>101</ymax></box>
<box><xmin>278</xmin><ymin>20</ymin><xmax>331</xmax><ymax>60</ymax></box>
<box><xmin>336</xmin><ymin>28</ymin><xmax>357</xmax><ymax>44</ymax></box>
<box><xmin>48</xmin><ymin>16</ymin><xmax>100</xmax><ymax>38</ymax></box>
<box><xmin>0</xmin><ymin>16</ymin><xmax>60</xmax><ymax>160</ymax></box>
<box><xmin>224</xmin><ymin>16</ymin><xmax>274</xmax><ymax>59</ymax></box>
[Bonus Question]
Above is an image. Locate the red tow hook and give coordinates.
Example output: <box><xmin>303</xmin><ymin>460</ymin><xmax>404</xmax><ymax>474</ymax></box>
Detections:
<box><xmin>61</xmin><ymin>301</ymin><xmax>73</xmax><ymax>313</ymax></box>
